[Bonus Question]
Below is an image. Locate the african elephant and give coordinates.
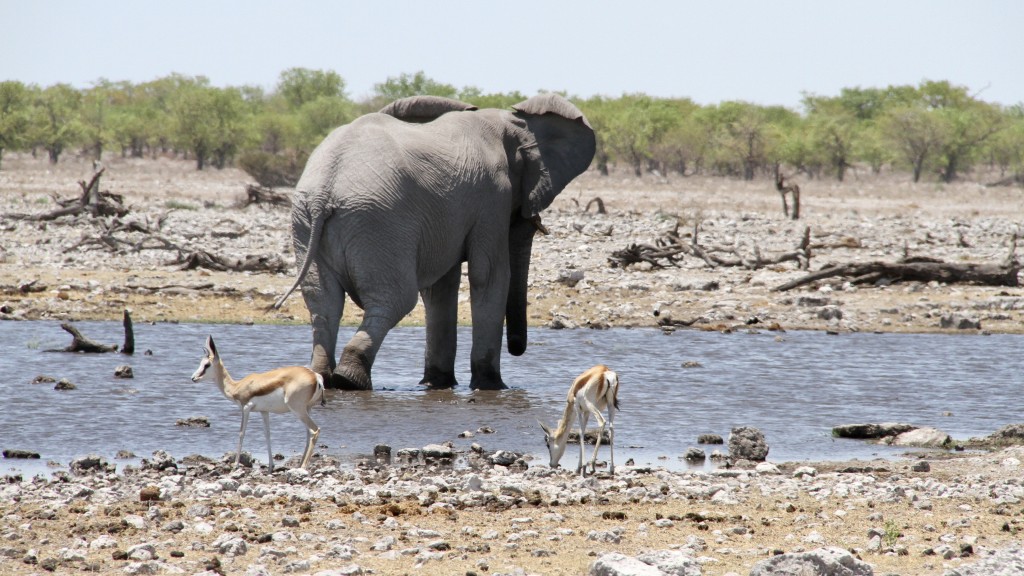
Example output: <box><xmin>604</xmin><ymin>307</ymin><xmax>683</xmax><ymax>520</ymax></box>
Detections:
<box><xmin>273</xmin><ymin>94</ymin><xmax>595</xmax><ymax>390</ymax></box>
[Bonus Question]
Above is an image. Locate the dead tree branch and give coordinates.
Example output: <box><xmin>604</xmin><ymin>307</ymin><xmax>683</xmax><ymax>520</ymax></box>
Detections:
<box><xmin>54</xmin><ymin>309</ymin><xmax>136</xmax><ymax>353</ymax></box>
<box><xmin>241</xmin><ymin>184</ymin><xmax>291</xmax><ymax>207</ymax></box>
<box><xmin>57</xmin><ymin>323</ymin><xmax>118</xmax><ymax>353</ymax></box>
<box><xmin>585</xmin><ymin>197</ymin><xmax>607</xmax><ymax>214</ymax></box>
<box><xmin>6</xmin><ymin>167</ymin><xmax>129</xmax><ymax>221</ymax></box>
<box><xmin>121</xmin><ymin>309</ymin><xmax>135</xmax><ymax>354</ymax></box>
<box><xmin>775</xmin><ymin>231</ymin><xmax>1022</xmax><ymax>292</ymax></box>
<box><xmin>171</xmin><ymin>250</ymin><xmax>288</xmax><ymax>273</ymax></box>
<box><xmin>609</xmin><ymin>222</ymin><xmax>812</xmax><ymax>271</ymax></box>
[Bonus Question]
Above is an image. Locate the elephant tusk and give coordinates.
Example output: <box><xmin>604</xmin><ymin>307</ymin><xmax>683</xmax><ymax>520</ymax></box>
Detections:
<box><xmin>531</xmin><ymin>215</ymin><xmax>550</xmax><ymax>235</ymax></box>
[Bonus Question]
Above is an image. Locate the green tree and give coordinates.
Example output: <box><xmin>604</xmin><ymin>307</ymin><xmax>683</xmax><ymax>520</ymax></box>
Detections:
<box><xmin>0</xmin><ymin>80</ymin><xmax>32</xmax><ymax>170</ymax></box>
<box><xmin>295</xmin><ymin>95</ymin><xmax>355</xmax><ymax>149</ymax></box>
<box><xmin>133</xmin><ymin>75</ymin><xmax>189</xmax><ymax>157</ymax></box>
<box><xmin>933</xmin><ymin>101</ymin><xmax>1004</xmax><ymax>182</ymax></box>
<box><xmin>802</xmin><ymin>96</ymin><xmax>859</xmax><ymax>181</ymax></box>
<box><xmin>372</xmin><ymin>71</ymin><xmax>457</xmax><ymax>105</ymax></box>
<box><xmin>985</xmin><ymin>105</ymin><xmax>1024</xmax><ymax>182</ymax></box>
<box><xmin>31</xmin><ymin>83</ymin><xmax>83</xmax><ymax>164</ymax></box>
<box><xmin>602</xmin><ymin>93</ymin><xmax>679</xmax><ymax>177</ymax></box>
<box><xmin>578</xmin><ymin>96</ymin><xmax>615</xmax><ymax>175</ymax></box>
<box><xmin>853</xmin><ymin>122</ymin><xmax>892</xmax><ymax>174</ymax></box>
<box><xmin>709</xmin><ymin>101</ymin><xmax>775</xmax><ymax>180</ymax></box>
<box><xmin>168</xmin><ymin>77</ymin><xmax>217</xmax><ymax>169</ymax></box>
<box><xmin>881</xmin><ymin>105</ymin><xmax>944</xmax><ymax>182</ymax></box>
<box><xmin>207</xmin><ymin>86</ymin><xmax>253</xmax><ymax>169</ymax></box>
<box><xmin>276</xmin><ymin>68</ymin><xmax>346</xmax><ymax>110</ymax></box>
<box><xmin>459</xmin><ymin>88</ymin><xmax>526</xmax><ymax>111</ymax></box>
<box><xmin>774</xmin><ymin>118</ymin><xmax>826</xmax><ymax>178</ymax></box>
<box><xmin>109</xmin><ymin>81</ymin><xmax>161</xmax><ymax>158</ymax></box>
<box><xmin>647</xmin><ymin>98</ymin><xmax>703</xmax><ymax>175</ymax></box>
<box><xmin>80</xmin><ymin>79</ymin><xmax>133</xmax><ymax>161</ymax></box>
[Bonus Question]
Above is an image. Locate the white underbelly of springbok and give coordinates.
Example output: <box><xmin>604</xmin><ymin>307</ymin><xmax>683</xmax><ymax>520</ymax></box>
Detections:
<box><xmin>244</xmin><ymin>388</ymin><xmax>291</xmax><ymax>413</ymax></box>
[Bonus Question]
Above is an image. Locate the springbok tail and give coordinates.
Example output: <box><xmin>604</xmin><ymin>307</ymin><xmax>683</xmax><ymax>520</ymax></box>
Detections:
<box><xmin>607</xmin><ymin>371</ymin><xmax>620</xmax><ymax>411</ymax></box>
<box><xmin>315</xmin><ymin>373</ymin><xmax>326</xmax><ymax>407</ymax></box>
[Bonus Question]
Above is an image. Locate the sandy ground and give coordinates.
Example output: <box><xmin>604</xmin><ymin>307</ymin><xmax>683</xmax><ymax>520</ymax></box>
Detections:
<box><xmin>2</xmin><ymin>155</ymin><xmax>1024</xmax><ymax>575</ymax></box>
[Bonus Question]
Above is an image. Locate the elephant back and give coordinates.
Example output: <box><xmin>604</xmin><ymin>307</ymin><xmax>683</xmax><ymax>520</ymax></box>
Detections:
<box><xmin>379</xmin><ymin>96</ymin><xmax>478</xmax><ymax>123</ymax></box>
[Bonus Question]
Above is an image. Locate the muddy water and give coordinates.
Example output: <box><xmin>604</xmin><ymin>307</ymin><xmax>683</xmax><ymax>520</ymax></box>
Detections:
<box><xmin>1</xmin><ymin>321</ymin><xmax>1020</xmax><ymax>475</ymax></box>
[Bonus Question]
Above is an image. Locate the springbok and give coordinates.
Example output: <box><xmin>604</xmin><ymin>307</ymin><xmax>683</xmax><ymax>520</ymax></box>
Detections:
<box><xmin>539</xmin><ymin>365</ymin><xmax>619</xmax><ymax>475</ymax></box>
<box><xmin>774</xmin><ymin>171</ymin><xmax>801</xmax><ymax>220</ymax></box>
<box><xmin>191</xmin><ymin>335</ymin><xmax>325</xmax><ymax>471</ymax></box>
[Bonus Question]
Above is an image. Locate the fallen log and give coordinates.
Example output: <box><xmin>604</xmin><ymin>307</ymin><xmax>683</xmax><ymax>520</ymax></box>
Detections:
<box><xmin>172</xmin><ymin>250</ymin><xmax>288</xmax><ymax>273</ymax></box>
<box><xmin>242</xmin><ymin>184</ymin><xmax>291</xmax><ymax>207</ymax></box>
<box><xmin>54</xmin><ymin>309</ymin><xmax>136</xmax><ymax>353</ymax></box>
<box><xmin>773</xmin><ymin>259</ymin><xmax>1020</xmax><ymax>292</ymax></box>
<box><xmin>58</xmin><ymin>323</ymin><xmax>118</xmax><ymax>353</ymax></box>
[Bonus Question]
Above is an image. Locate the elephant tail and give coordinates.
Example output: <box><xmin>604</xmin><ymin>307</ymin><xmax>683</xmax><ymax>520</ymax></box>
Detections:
<box><xmin>271</xmin><ymin>201</ymin><xmax>328</xmax><ymax>310</ymax></box>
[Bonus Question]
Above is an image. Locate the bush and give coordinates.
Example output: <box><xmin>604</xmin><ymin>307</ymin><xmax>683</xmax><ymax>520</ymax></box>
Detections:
<box><xmin>238</xmin><ymin>150</ymin><xmax>309</xmax><ymax>188</ymax></box>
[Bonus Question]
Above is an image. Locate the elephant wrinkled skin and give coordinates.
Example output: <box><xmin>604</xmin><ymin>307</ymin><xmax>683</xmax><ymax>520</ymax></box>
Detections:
<box><xmin>274</xmin><ymin>94</ymin><xmax>596</xmax><ymax>390</ymax></box>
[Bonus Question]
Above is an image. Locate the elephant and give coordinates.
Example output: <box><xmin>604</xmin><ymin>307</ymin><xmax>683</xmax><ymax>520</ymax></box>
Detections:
<box><xmin>273</xmin><ymin>93</ymin><xmax>595</xmax><ymax>390</ymax></box>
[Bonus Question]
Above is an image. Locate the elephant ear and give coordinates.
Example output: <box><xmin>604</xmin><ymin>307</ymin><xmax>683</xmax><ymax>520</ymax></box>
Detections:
<box><xmin>512</xmin><ymin>94</ymin><xmax>596</xmax><ymax>219</ymax></box>
<box><xmin>379</xmin><ymin>95</ymin><xmax>477</xmax><ymax>123</ymax></box>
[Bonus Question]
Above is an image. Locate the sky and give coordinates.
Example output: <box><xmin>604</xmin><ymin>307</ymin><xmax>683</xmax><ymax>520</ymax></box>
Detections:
<box><xmin>2</xmin><ymin>0</ymin><xmax>1022</xmax><ymax>110</ymax></box>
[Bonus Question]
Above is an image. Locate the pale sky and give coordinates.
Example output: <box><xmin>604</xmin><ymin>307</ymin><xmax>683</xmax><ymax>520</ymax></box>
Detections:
<box><xmin>2</xmin><ymin>0</ymin><xmax>1021</xmax><ymax>110</ymax></box>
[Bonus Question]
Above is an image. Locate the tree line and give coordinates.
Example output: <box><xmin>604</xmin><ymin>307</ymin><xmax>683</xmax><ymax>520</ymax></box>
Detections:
<box><xmin>1</xmin><ymin>69</ymin><xmax>1021</xmax><ymax>185</ymax></box>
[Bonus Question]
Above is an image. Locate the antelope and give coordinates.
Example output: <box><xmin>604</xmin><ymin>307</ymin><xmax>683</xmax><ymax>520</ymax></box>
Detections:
<box><xmin>539</xmin><ymin>365</ymin><xmax>619</xmax><ymax>476</ymax></box>
<box><xmin>191</xmin><ymin>335</ymin><xmax>325</xmax><ymax>471</ymax></box>
<box><xmin>774</xmin><ymin>171</ymin><xmax>801</xmax><ymax>220</ymax></box>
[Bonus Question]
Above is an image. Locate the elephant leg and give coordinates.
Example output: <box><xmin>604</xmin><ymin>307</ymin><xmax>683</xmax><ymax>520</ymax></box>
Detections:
<box><xmin>419</xmin><ymin>263</ymin><xmax>461</xmax><ymax>389</ymax></box>
<box><xmin>335</xmin><ymin>295</ymin><xmax>413</xmax><ymax>390</ymax></box>
<box><xmin>301</xmin><ymin>268</ymin><xmax>345</xmax><ymax>384</ymax></box>
<box><xmin>467</xmin><ymin>257</ymin><xmax>509</xmax><ymax>390</ymax></box>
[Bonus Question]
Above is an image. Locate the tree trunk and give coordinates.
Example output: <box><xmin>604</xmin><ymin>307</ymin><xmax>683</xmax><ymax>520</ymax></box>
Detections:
<box><xmin>942</xmin><ymin>154</ymin><xmax>960</xmax><ymax>183</ymax></box>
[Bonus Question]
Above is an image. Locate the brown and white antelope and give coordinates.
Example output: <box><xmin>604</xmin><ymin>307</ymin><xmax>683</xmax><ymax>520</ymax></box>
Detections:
<box><xmin>191</xmin><ymin>335</ymin><xmax>325</xmax><ymax>471</ymax></box>
<box><xmin>539</xmin><ymin>365</ymin><xmax>619</xmax><ymax>475</ymax></box>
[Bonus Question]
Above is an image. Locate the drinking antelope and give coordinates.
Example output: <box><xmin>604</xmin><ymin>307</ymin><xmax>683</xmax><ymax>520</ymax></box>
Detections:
<box><xmin>191</xmin><ymin>335</ymin><xmax>325</xmax><ymax>471</ymax></box>
<box><xmin>539</xmin><ymin>365</ymin><xmax>619</xmax><ymax>475</ymax></box>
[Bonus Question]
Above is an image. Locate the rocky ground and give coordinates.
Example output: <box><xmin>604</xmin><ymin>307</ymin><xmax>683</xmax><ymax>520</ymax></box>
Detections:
<box><xmin>1</xmin><ymin>445</ymin><xmax>1024</xmax><ymax>575</ymax></box>
<box><xmin>3</xmin><ymin>154</ymin><xmax>1024</xmax><ymax>333</ymax></box>
<box><xmin>3</xmin><ymin>155</ymin><xmax>1024</xmax><ymax>575</ymax></box>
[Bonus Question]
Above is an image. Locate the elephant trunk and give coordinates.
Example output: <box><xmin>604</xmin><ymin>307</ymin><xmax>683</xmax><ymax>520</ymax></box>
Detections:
<box><xmin>506</xmin><ymin>216</ymin><xmax>538</xmax><ymax>356</ymax></box>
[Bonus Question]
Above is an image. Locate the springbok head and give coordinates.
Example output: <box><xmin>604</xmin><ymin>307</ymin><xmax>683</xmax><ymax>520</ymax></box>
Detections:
<box><xmin>191</xmin><ymin>335</ymin><xmax>219</xmax><ymax>382</ymax></box>
<box><xmin>539</xmin><ymin>421</ymin><xmax>569</xmax><ymax>469</ymax></box>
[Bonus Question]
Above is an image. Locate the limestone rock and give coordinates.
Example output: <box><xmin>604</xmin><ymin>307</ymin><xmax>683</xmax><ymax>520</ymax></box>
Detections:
<box><xmin>728</xmin><ymin>426</ymin><xmax>769</xmax><ymax>461</ymax></box>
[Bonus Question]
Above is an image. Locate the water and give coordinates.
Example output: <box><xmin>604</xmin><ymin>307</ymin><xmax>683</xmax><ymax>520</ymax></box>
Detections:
<box><xmin>1</xmin><ymin>320</ymin><xmax>1020</xmax><ymax>476</ymax></box>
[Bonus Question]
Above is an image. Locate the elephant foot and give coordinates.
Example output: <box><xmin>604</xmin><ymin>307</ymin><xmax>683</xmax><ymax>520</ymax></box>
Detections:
<box><xmin>470</xmin><ymin>363</ymin><xmax>507</xmax><ymax>390</ymax></box>
<box><xmin>419</xmin><ymin>368</ymin><xmax>458</xmax><ymax>389</ymax></box>
<box><xmin>330</xmin><ymin>367</ymin><xmax>372</xmax><ymax>390</ymax></box>
<box><xmin>469</xmin><ymin>375</ymin><xmax>508</xmax><ymax>390</ymax></box>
